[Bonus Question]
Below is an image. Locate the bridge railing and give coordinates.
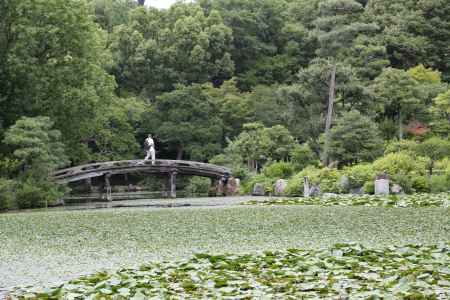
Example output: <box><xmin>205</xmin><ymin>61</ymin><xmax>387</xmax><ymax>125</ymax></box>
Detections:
<box><xmin>53</xmin><ymin>159</ymin><xmax>231</xmax><ymax>183</ymax></box>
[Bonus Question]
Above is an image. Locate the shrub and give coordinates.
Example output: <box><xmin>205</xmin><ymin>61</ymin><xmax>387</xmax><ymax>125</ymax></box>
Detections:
<box><xmin>363</xmin><ymin>181</ymin><xmax>375</xmax><ymax>194</ymax></box>
<box><xmin>435</xmin><ymin>158</ymin><xmax>450</xmax><ymax>180</ymax></box>
<box><xmin>342</xmin><ymin>164</ymin><xmax>375</xmax><ymax>189</ymax></box>
<box><xmin>243</xmin><ymin>174</ymin><xmax>276</xmax><ymax>195</ymax></box>
<box><xmin>372</xmin><ymin>152</ymin><xmax>429</xmax><ymax>176</ymax></box>
<box><xmin>185</xmin><ymin>177</ymin><xmax>211</xmax><ymax>196</ymax></box>
<box><xmin>428</xmin><ymin>175</ymin><xmax>449</xmax><ymax>193</ymax></box>
<box><xmin>263</xmin><ymin>161</ymin><xmax>294</xmax><ymax>179</ymax></box>
<box><xmin>0</xmin><ymin>178</ymin><xmax>16</xmax><ymax>210</ymax></box>
<box><xmin>284</xmin><ymin>166</ymin><xmax>342</xmax><ymax>196</ymax></box>
<box><xmin>384</xmin><ymin>139</ymin><xmax>418</xmax><ymax>155</ymax></box>
<box><xmin>209</xmin><ymin>153</ymin><xmax>249</xmax><ymax>180</ymax></box>
<box><xmin>390</xmin><ymin>174</ymin><xmax>414</xmax><ymax>194</ymax></box>
<box><xmin>373</xmin><ymin>152</ymin><xmax>431</xmax><ymax>193</ymax></box>
<box><xmin>410</xmin><ymin>175</ymin><xmax>430</xmax><ymax>193</ymax></box>
<box><xmin>290</xmin><ymin>143</ymin><xmax>319</xmax><ymax>171</ymax></box>
<box><xmin>284</xmin><ymin>172</ymin><xmax>305</xmax><ymax>196</ymax></box>
<box><xmin>415</xmin><ymin>137</ymin><xmax>450</xmax><ymax>174</ymax></box>
<box><xmin>15</xmin><ymin>179</ymin><xmax>65</xmax><ymax>209</ymax></box>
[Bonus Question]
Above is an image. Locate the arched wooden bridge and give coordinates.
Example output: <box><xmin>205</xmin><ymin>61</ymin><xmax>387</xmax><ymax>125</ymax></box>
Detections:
<box><xmin>53</xmin><ymin>159</ymin><xmax>231</xmax><ymax>199</ymax></box>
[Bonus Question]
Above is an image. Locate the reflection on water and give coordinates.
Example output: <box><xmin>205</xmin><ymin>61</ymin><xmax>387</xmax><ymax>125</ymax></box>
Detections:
<box><xmin>63</xmin><ymin>201</ymin><xmax>194</xmax><ymax>211</ymax></box>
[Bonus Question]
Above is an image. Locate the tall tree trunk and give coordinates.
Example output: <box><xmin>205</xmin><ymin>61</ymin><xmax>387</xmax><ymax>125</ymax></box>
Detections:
<box><xmin>176</xmin><ymin>145</ymin><xmax>183</xmax><ymax>160</ymax></box>
<box><xmin>398</xmin><ymin>110</ymin><xmax>403</xmax><ymax>140</ymax></box>
<box><xmin>322</xmin><ymin>64</ymin><xmax>336</xmax><ymax>166</ymax></box>
<box><xmin>137</xmin><ymin>0</ymin><xmax>145</xmax><ymax>6</ymax></box>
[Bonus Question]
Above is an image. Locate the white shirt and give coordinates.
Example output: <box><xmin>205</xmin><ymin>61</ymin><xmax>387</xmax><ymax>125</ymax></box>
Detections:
<box><xmin>145</xmin><ymin>137</ymin><xmax>154</xmax><ymax>149</ymax></box>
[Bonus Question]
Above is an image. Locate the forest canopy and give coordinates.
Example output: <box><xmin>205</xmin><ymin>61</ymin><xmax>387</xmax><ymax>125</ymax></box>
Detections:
<box><xmin>0</xmin><ymin>0</ymin><xmax>449</xmax><ymax>208</ymax></box>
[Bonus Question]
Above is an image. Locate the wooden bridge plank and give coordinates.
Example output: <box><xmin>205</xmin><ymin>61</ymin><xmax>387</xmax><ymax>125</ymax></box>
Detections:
<box><xmin>53</xmin><ymin>159</ymin><xmax>231</xmax><ymax>184</ymax></box>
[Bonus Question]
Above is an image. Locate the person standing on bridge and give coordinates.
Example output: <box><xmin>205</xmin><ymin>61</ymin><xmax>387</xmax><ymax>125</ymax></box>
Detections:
<box><xmin>144</xmin><ymin>134</ymin><xmax>156</xmax><ymax>164</ymax></box>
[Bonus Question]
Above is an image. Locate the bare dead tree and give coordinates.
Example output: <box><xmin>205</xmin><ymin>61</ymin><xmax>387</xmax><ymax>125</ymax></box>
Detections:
<box><xmin>322</xmin><ymin>64</ymin><xmax>336</xmax><ymax>166</ymax></box>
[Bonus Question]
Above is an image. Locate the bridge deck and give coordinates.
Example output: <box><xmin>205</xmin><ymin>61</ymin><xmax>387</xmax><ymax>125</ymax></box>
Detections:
<box><xmin>53</xmin><ymin>159</ymin><xmax>231</xmax><ymax>184</ymax></box>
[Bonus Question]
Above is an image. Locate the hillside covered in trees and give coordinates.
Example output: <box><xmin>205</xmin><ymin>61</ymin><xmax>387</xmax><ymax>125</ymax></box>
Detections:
<box><xmin>0</xmin><ymin>0</ymin><xmax>449</xmax><ymax>208</ymax></box>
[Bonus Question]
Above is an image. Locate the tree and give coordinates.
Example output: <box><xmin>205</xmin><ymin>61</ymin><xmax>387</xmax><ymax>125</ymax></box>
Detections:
<box><xmin>3</xmin><ymin>116</ymin><xmax>69</xmax><ymax>208</ymax></box>
<box><xmin>231</xmin><ymin>123</ymin><xmax>296</xmax><ymax>171</ymax></box>
<box><xmin>0</xmin><ymin>0</ymin><xmax>117</xmax><ymax>163</ymax></box>
<box><xmin>327</xmin><ymin>110</ymin><xmax>383</xmax><ymax>166</ymax></box>
<box><xmin>290</xmin><ymin>143</ymin><xmax>319</xmax><ymax>171</ymax></box>
<box><xmin>371</xmin><ymin>68</ymin><xmax>421</xmax><ymax>139</ymax></box>
<box><xmin>203</xmin><ymin>0</ymin><xmax>289</xmax><ymax>89</ymax></box>
<box><xmin>312</xmin><ymin>0</ymin><xmax>379</xmax><ymax>164</ymax></box>
<box><xmin>372</xmin><ymin>65</ymin><xmax>447</xmax><ymax>140</ymax></box>
<box><xmin>365</xmin><ymin>0</ymin><xmax>450</xmax><ymax>80</ymax></box>
<box><xmin>109</xmin><ymin>4</ymin><xmax>234</xmax><ymax>97</ymax></box>
<box><xmin>150</xmin><ymin>84</ymin><xmax>224</xmax><ymax>161</ymax></box>
<box><xmin>415</xmin><ymin>137</ymin><xmax>450</xmax><ymax>175</ymax></box>
<box><xmin>88</xmin><ymin>0</ymin><xmax>137</xmax><ymax>32</ymax></box>
<box><xmin>430</xmin><ymin>89</ymin><xmax>450</xmax><ymax>136</ymax></box>
<box><xmin>3</xmin><ymin>116</ymin><xmax>69</xmax><ymax>171</ymax></box>
<box><xmin>277</xmin><ymin>58</ymin><xmax>370</xmax><ymax>146</ymax></box>
<box><xmin>89</xmin><ymin>97</ymin><xmax>147</xmax><ymax>161</ymax></box>
<box><xmin>203</xmin><ymin>79</ymin><xmax>252</xmax><ymax>140</ymax></box>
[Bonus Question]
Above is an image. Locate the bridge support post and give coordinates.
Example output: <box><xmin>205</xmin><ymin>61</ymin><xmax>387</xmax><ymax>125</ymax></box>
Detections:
<box><xmin>104</xmin><ymin>173</ymin><xmax>112</xmax><ymax>201</ymax></box>
<box><xmin>169</xmin><ymin>171</ymin><xmax>177</xmax><ymax>198</ymax></box>
<box><xmin>212</xmin><ymin>175</ymin><xmax>229</xmax><ymax>196</ymax></box>
<box><xmin>85</xmin><ymin>178</ymin><xmax>93</xmax><ymax>193</ymax></box>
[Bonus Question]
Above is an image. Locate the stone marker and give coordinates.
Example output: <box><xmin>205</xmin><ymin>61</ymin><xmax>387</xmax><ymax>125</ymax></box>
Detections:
<box><xmin>350</xmin><ymin>187</ymin><xmax>364</xmax><ymax>195</ymax></box>
<box><xmin>391</xmin><ymin>184</ymin><xmax>403</xmax><ymax>194</ymax></box>
<box><xmin>304</xmin><ymin>177</ymin><xmax>310</xmax><ymax>197</ymax></box>
<box><xmin>374</xmin><ymin>179</ymin><xmax>389</xmax><ymax>195</ymax></box>
<box><xmin>252</xmin><ymin>183</ymin><xmax>265</xmax><ymax>196</ymax></box>
<box><xmin>339</xmin><ymin>175</ymin><xmax>350</xmax><ymax>192</ymax></box>
<box><xmin>226</xmin><ymin>177</ymin><xmax>240</xmax><ymax>196</ymax></box>
<box><xmin>304</xmin><ymin>176</ymin><xmax>321</xmax><ymax>197</ymax></box>
<box><xmin>274</xmin><ymin>179</ymin><xmax>288</xmax><ymax>196</ymax></box>
<box><xmin>309</xmin><ymin>185</ymin><xmax>321</xmax><ymax>197</ymax></box>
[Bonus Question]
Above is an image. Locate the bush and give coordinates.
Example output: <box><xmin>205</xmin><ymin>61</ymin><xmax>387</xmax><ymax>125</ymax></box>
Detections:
<box><xmin>342</xmin><ymin>164</ymin><xmax>375</xmax><ymax>189</ymax></box>
<box><xmin>209</xmin><ymin>153</ymin><xmax>250</xmax><ymax>180</ymax></box>
<box><xmin>15</xmin><ymin>179</ymin><xmax>64</xmax><ymax>209</ymax></box>
<box><xmin>372</xmin><ymin>152</ymin><xmax>429</xmax><ymax>176</ymax></box>
<box><xmin>0</xmin><ymin>178</ymin><xmax>16</xmax><ymax>210</ymax></box>
<box><xmin>428</xmin><ymin>175</ymin><xmax>449</xmax><ymax>193</ymax></box>
<box><xmin>243</xmin><ymin>174</ymin><xmax>276</xmax><ymax>195</ymax></box>
<box><xmin>363</xmin><ymin>181</ymin><xmax>375</xmax><ymax>194</ymax></box>
<box><xmin>263</xmin><ymin>161</ymin><xmax>294</xmax><ymax>179</ymax></box>
<box><xmin>384</xmin><ymin>140</ymin><xmax>417</xmax><ymax>155</ymax></box>
<box><xmin>390</xmin><ymin>174</ymin><xmax>414</xmax><ymax>194</ymax></box>
<box><xmin>411</xmin><ymin>175</ymin><xmax>430</xmax><ymax>193</ymax></box>
<box><xmin>290</xmin><ymin>143</ymin><xmax>319</xmax><ymax>171</ymax></box>
<box><xmin>284</xmin><ymin>172</ymin><xmax>305</xmax><ymax>196</ymax></box>
<box><xmin>435</xmin><ymin>158</ymin><xmax>450</xmax><ymax>179</ymax></box>
<box><xmin>284</xmin><ymin>166</ymin><xmax>342</xmax><ymax>196</ymax></box>
<box><xmin>373</xmin><ymin>152</ymin><xmax>432</xmax><ymax>194</ymax></box>
<box><xmin>185</xmin><ymin>177</ymin><xmax>211</xmax><ymax>196</ymax></box>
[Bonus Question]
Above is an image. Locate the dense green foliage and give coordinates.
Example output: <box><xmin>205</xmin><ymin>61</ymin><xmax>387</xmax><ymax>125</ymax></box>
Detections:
<box><xmin>2</xmin><ymin>117</ymin><xmax>68</xmax><ymax>208</ymax></box>
<box><xmin>327</xmin><ymin>110</ymin><xmax>383</xmax><ymax>165</ymax></box>
<box><xmin>1</xmin><ymin>0</ymin><xmax>449</xmax><ymax>208</ymax></box>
